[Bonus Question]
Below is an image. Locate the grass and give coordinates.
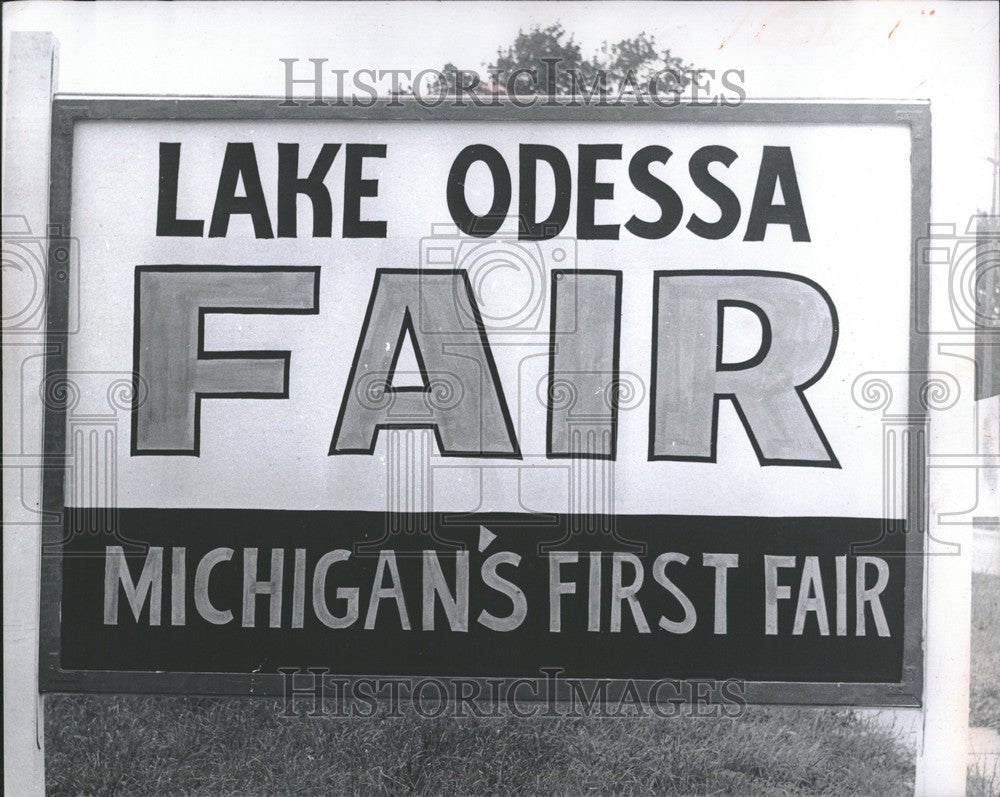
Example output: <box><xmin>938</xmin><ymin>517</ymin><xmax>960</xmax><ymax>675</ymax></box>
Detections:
<box><xmin>45</xmin><ymin>698</ymin><xmax>915</xmax><ymax>796</ymax></box>
<box><xmin>968</xmin><ymin>572</ymin><xmax>1000</xmax><ymax>797</ymax></box>
<box><xmin>968</xmin><ymin>757</ymin><xmax>1000</xmax><ymax>797</ymax></box>
<box><xmin>971</xmin><ymin>572</ymin><xmax>1000</xmax><ymax>731</ymax></box>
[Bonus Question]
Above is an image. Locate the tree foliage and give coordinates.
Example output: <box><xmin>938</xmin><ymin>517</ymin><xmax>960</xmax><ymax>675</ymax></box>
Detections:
<box><xmin>425</xmin><ymin>23</ymin><xmax>698</xmax><ymax>99</ymax></box>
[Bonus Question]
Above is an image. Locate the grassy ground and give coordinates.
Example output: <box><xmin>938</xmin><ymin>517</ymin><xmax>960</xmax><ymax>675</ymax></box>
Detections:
<box><xmin>967</xmin><ymin>572</ymin><xmax>1000</xmax><ymax>797</ymax></box>
<box><xmin>45</xmin><ymin>699</ymin><xmax>914</xmax><ymax>796</ymax></box>
<box><xmin>968</xmin><ymin>759</ymin><xmax>1000</xmax><ymax>797</ymax></box>
<box><xmin>971</xmin><ymin>572</ymin><xmax>1000</xmax><ymax>731</ymax></box>
<box><xmin>43</xmin><ymin>574</ymin><xmax>1000</xmax><ymax>795</ymax></box>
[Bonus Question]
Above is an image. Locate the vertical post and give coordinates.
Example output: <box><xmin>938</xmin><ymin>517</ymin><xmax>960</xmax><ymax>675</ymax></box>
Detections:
<box><xmin>913</xmin><ymin>212</ymin><xmax>1000</xmax><ymax>795</ymax></box>
<box><xmin>2</xmin><ymin>31</ymin><xmax>59</xmax><ymax>797</ymax></box>
<box><xmin>916</xmin><ymin>391</ymin><xmax>973</xmax><ymax>796</ymax></box>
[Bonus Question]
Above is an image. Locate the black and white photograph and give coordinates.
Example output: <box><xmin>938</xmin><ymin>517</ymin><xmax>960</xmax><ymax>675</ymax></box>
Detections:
<box><xmin>2</xmin><ymin>1</ymin><xmax>998</xmax><ymax>794</ymax></box>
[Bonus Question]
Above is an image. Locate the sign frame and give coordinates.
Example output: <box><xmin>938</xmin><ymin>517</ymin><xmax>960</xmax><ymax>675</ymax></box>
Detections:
<box><xmin>38</xmin><ymin>95</ymin><xmax>931</xmax><ymax>705</ymax></box>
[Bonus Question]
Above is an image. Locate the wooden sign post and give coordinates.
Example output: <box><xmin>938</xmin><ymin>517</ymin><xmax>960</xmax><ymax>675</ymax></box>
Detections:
<box><xmin>3</xmin><ymin>31</ymin><xmax>58</xmax><ymax>797</ymax></box>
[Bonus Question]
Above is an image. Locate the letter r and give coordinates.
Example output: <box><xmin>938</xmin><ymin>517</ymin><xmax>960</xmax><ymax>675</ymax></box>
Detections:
<box><xmin>649</xmin><ymin>270</ymin><xmax>838</xmax><ymax>466</ymax></box>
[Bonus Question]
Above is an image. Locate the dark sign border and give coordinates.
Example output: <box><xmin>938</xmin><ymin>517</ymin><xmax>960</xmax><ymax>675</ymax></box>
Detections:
<box><xmin>39</xmin><ymin>96</ymin><xmax>931</xmax><ymax>705</ymax></box>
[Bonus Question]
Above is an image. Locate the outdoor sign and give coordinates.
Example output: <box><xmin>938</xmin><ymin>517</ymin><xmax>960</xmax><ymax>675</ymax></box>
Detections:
<box><xmin>40</xmin><ymin>98</ymin><xmax>929</xmax><ymax>705</ymax></box>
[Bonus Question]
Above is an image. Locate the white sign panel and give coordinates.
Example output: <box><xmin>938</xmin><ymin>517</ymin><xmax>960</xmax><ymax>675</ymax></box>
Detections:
<box><xmin>40</xmin><ymin>99</ymin><xmax>928</xmax><ymax>704</ymax></box>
